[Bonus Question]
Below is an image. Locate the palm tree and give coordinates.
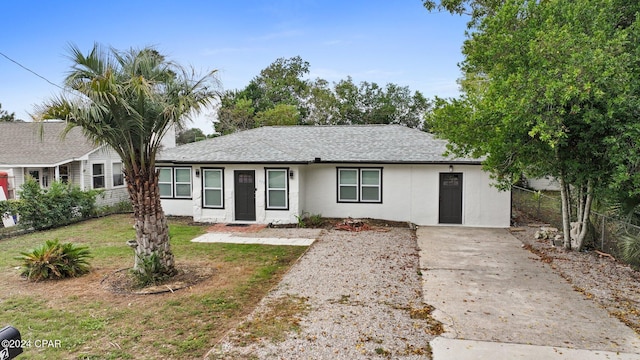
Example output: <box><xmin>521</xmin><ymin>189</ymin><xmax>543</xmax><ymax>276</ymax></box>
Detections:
<box><xmin>37</xmin><ymin>44</ymin><xmax>219</xmax><ymax>277</ymax></box>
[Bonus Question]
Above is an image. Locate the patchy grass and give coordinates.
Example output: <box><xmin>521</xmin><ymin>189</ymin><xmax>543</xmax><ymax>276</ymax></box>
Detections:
<box><xmin>0</xmin><ymin>214</ymin><xmax>307</xmax><ymax>359</ymax></box>
<box><xmin>233</xmin><ymin>295</ymin><xmax>310</xmax><ymax>345</ymax></box>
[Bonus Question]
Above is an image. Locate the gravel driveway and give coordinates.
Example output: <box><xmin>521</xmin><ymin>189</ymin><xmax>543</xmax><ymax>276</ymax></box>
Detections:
<box><xmin>206</xmin><ymin>228</ymin><xmax>440</xmax><ymax>359</ymax></box>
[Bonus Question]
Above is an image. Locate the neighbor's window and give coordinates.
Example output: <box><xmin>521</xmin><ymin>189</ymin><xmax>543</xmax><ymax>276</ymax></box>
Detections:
<box><xmin>203</xmin><ymin>169</ymin><xmax>224</xmax><ymax>208</ymax></box>
<box><xmin>92</xmin><ymin>163</ymin><xmax>105</xmax><ymax>189</ymax></box>
<box><xmin>174</xmin><ymin>168</ymin><xmax>192</xmax><ymax>198</ymax></box>
<box><xmin>266</xmin><ymin>168</ymin><xmax>288</xmax><ymax>209</ymax></box>
<box><xmin>59</xmin><ymin>165</ymin><xmax>69</xmax><ymax>184</ymax></box>
<box><xmin>337</xmin><ymin>168</ymin><xmax>382</xmax><ymax>203</ymax></box>
<box><xmin>158</xmin><ymin>167</ymin><xmax>173</xmax><ymax>198</ymax></box>
<box><xmin>112</xmin><ymin>162</ymin><xmax>124</xmax><ymax>187</ymax></box>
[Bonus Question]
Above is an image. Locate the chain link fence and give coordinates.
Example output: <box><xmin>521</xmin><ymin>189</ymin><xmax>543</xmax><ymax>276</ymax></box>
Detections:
<box><xmin>512</xmin><ymin>185</ymin><xmax>640</xmax><ymax>258</ymax></box>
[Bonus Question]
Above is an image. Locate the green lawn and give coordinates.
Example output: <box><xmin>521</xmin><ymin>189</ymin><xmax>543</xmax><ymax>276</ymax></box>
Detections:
<box><xmin>0</xmin><ymin>214</ymin><xmax>307</xmax><ymax>359</ymax></box>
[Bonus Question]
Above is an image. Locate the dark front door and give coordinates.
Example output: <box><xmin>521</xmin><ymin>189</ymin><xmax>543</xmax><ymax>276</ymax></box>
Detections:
<box><xmin>234</xmin><ymin>170</ymin><xmax>256</xmax><ymax>221</ymax></box>
<box><xmin>439</xmin><ymin>173</ymin><xmax>463</xmax><ymax>224</ymax></box>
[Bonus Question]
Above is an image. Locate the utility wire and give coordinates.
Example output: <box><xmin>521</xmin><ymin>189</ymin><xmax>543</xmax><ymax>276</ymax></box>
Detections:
<box><xmin>0</xmin><ymin>51</ymin><xmax>65</xmax><ymax>91</ymax></box>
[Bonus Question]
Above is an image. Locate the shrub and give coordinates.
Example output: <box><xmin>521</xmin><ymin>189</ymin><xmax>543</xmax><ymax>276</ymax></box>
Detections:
<box><xmin>132</xmin><ymin>252</ymin><xmax>172</xmax><ymax>287</ymax></box>
<box><xmin>619</xmin><ymin>234</ymin><xmax>640</xmax><ymax>268</ymax></box>
<box><xmin>18</xmin><ymin>239</ymin><xmax>92</xmax><ymax>281</ymax></box>
<box><xmin>295</xmin><ymin>212</ymin><xmax>325</xmax><ymax>228</ymax></box>
<box><xmin>95</xmin><ymin>200</ymin><xmax>133</xmax><ymax>216</ymax></box>
<box><xmin>2</xmin><ymin>178</ymin><xmax>101</xmax><ymax>230</ymax></box>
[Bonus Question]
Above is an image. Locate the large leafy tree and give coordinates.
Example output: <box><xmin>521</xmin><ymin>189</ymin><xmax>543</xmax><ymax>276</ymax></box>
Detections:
<box><xmin>176</xmin><ymin>127</ymin><xmax>206</xmax><ymax>145</ymax></box>
<box><xmin>426</xmin><ymin>0</ymin><xmax>640</xmax><ymax>250</ymax></box>
<box><xmin>215</xmin><ymin>57</ymin><xmax>431</xmax><ymax>132</ymax></box>
<box><xmin>38</xmin><ymin>44</ymin><xmax>219</xmax><ymax>276</ymax></box>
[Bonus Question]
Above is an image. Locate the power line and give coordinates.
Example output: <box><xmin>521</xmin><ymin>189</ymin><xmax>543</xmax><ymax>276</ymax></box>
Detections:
<box><xmin>0</xmin><ymin>51</ymin><xmax>65</xmax><ymax>91</ymax></box>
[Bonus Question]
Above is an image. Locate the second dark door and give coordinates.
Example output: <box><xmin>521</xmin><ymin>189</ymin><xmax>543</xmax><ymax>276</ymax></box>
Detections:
<box><xmin>439</xmin><ymin>173</ymin><xmax>463</xmax><ymax>224</ymax></box>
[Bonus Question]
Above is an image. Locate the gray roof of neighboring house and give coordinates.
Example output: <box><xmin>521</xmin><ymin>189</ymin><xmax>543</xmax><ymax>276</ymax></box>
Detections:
<box><xmin>158</xmin><ymin>125</ymin><xmax>481</xmax><ymax>164</ymax></box>
<box><xmin>0</xmin><ymin>122</ymin><xmax>98</xmax><ymax>166</ymax></box>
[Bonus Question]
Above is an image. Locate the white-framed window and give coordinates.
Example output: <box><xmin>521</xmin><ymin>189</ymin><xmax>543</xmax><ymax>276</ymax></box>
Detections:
<box><xmin>157</xmin><ymin>166</ymin><xmax>193</xmax><ymax>199</ymax></box>
<box><xmin>174</xmin><ymin>168</ymin><xmax>192</xmax><ymax>198</ymax></box>
<box><xmin>112</xmin><ymin>162</ymin><xmax>124</xmax><ymax>187</ymax></box>
<box><xmin>337</xmin><ymin>167</ymin><xmax>382</xmax><ymax>203</ymax></box>
<box><xmin>203</xmin><ymin>168</ymin><xmax>224</xmax><ymax>208</ymax></box>
<box><xmin>92</xmin><ymin>163</ymin><xmax>105</xmax><ymax>189</ymax></box>
<box><xmin>266</xmin><ymin>168</ymin><xmax>288</xmax><ymax>210</ymax></box>
<box><xmin>338</xmin><ymin>168</ymin><xmax>358</xmax><ymax>202</ymax></box>
<box><xmin>360</xmin><ymin>169</ymin><xmax>381</xmax><ymax>202</ymax></box>
<box><xmin>158</xmin><ymin>167</ymin><xmax>173</xmax><ymax>198</ymax></box>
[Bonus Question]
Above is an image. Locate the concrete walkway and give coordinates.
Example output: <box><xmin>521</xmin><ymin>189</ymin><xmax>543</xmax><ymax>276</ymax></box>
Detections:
<box><xmin>191</xmin><ymin>228</ymin><xmax>322</xmax><ymax>246</ymax></box>
<box><xmin>417</xmin><ymin>226</ymin><xmax>640</xmax><ymax>360</ymax></box>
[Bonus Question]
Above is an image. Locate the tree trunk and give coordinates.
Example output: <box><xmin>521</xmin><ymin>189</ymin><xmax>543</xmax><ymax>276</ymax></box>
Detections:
<box><xmin>574</xmin><ymin>180</ymin><xmax>593</xmax><ymax>252</ymax></box>
<box><xmin>126</xmin><ymin>167</ymin><xmax>176</xmax><ymax>276</ymax></box>
<box><xmin>558</xmin><ymin>172</ymin><xmax>572</xmax><ymax>250</ymax></box>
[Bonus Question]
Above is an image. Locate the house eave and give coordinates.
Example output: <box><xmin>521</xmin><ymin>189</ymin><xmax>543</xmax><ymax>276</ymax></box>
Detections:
<box><xmin>155</xmin><ymin>159</ymin><xmax>483</xmax><ymax>165</ymax></box>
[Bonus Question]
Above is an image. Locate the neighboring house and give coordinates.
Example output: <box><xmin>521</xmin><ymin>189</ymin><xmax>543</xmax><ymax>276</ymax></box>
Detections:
<box><xmin>526</xmin><ymin>176</ymin><xmax>561</xmax><ymax>191</ymax></box>
<box><xmin>157</xmin><ymin>125</ymin><xmax>511</xmax><ymax>227</ymax></box>
<box><xmin>0</xmin><ymin>122</ymin><xmax>130</xmax><ymax>206</ymax></box>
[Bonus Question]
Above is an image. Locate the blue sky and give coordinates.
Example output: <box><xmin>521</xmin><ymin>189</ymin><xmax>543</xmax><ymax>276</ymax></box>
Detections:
<box><xmin>1</xmin><ymin>1</ymin><xmax>469</xmax><ymax>133</ymax></box>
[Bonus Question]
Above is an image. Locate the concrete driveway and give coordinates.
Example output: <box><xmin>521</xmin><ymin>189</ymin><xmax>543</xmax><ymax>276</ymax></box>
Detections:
<box><xmin>417</xmin><ymin>226</ymin><xmax>640</xmax><ymax>359</ymax></box>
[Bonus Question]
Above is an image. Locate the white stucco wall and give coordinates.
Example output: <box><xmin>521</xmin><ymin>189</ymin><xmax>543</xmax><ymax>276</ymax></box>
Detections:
<box><xmin>162</xmin><ymin>199</ymin><xmax>193</xmax><ymax>216</ymax></box>
<box><xmin>160</xmin><ymin>164</ymin><xmax>303</xmax><ymax>224</ymax></box>
<box><xmin>303</xmin><ymin>163</ymin><xmax>510</xmax><ymax>227</ymax></box>
<box><xmin>159</xmin><ymin>162</ymin><xmax>511</xmax><ymax>227</ymax></box>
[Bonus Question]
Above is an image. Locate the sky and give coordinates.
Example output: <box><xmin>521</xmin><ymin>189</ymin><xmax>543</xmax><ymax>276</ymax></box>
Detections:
<box><xmin>0</xmin><ymin>0</ymin><xmax>470</xmax><ymax>134</ymax></box>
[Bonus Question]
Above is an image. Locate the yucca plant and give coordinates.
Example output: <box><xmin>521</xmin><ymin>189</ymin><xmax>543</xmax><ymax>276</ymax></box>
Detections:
<box><xmin>18</xmin><ymin>239</ymin><xmax>92</xmax><ymax>281</ymax></box>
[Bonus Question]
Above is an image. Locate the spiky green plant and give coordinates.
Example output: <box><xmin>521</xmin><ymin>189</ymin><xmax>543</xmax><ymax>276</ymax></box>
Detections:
<box><xmin>131</xmin><ymin>252</ymin><xmax>171</xmax><ymax>287</ymax></box>
<box><xmin>18</xmin><ymin>239</ymin><xmax>92</xmax><ymax>281</ymax></box>
<box><xmin>619</xmin><ymin>234</ymin><xmax>640</xmax><ymax>268</ymax></box>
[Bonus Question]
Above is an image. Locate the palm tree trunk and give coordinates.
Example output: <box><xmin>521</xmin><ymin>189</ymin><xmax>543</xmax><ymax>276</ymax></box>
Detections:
<box><xmin>126</xmin><ymin>168</ymin><xmax>176</xmax><ymax>276</ymax></box>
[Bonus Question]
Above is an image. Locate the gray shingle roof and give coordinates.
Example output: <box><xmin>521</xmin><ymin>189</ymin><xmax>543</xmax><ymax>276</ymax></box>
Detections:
<box><xmin>0</xmin><ymin>122</ymin><xmax>98</xmax><ymax>166</ymax></box>
<box><xmin>158</xmin><ymin>125</ymin><xmax>480</xmax><ymax>164</ymax></box>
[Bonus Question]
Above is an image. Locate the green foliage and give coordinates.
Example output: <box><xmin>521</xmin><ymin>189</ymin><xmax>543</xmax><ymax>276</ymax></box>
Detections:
<box><xmin>38</xmin><ymin>44</ymin><xmax>220</xmax><ymax>276</ymax></box>
<box><xmin>95</xmin><ymin>200</ymin><xmax>134</xmax><ymax>216</ymax></box>
<box><xmin>305</xmin><ymin>213</ymin><xmax>324</xmax><ymax>228</ymax></box>
<box><xmin>215</xmin><ymin>56</ymin><xmax>431</xmax><ymax>133</ymax></box>
<box><xmin>0</xmin><ymin>102</ymin><xmax>18</xmax><ymax>122</ymax></box>
<box><xmin>17</xmin><ymin>239</ymin><xmax>92</xmax><ymax>281</ymax></box>
<box><xmin>295</xmin><ymin>212</ymin><xmax>324</xmax><ymax>228</ymax></box>
<box><xmin>132</xmin><ymin>252</ymin><xmax>172</xmax><ymax>287</ymax></box>
<box><xmin>176</xmin><ymin>127</ymin><xmax>207</xmax><ymax>145</ymax></box>
<box><xmin>427</xmin><ymin>0</ymin><xmax>640</xmax><ymax>197</ymax></box>
<box><xmin>0</xmin><ymin>178</ymin><xmax>100</xmax><ymax>230</ymax></box>
<box><xmin>216</xmin><ymin>97</ymin><xmax>256</xmax><ymax>135</ymax></box>
<box><xmin>619</xmin><ymin>234</ymin><xmax>640</xmax><ymax>267</ymax></box>
<box><xmin>255</xmin><ymin>103</ymin><xmax>300</xmax><ymax>127</ymax></box>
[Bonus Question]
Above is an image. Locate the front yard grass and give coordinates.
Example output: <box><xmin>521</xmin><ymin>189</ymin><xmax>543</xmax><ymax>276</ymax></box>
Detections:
<box><xmin>0</xmin><ymin>214</ymin><xmax>307</xmax><ymax>359</ymax></box>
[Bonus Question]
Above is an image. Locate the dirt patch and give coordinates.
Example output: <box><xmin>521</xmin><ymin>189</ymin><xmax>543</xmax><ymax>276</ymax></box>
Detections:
<box><xmin>511</xmin><ymin>210</ymin><xmax>640</xmax><ymax>334</ymax></box>
<box><xmin>206</xmin><ymin>223</ymin><xmax>268</xmax><ymax>233</ymax></box>
<box><xmin>101</xmin><ymin>264</ymin><xmax>216</xmax><ymax>295</ymax></box>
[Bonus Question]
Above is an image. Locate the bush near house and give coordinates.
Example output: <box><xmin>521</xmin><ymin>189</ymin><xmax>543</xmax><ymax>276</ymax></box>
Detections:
<box><xmin>0</xmin><ymin>178</ymin><xmax>101</xmax><ymax>230</ymax></box>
